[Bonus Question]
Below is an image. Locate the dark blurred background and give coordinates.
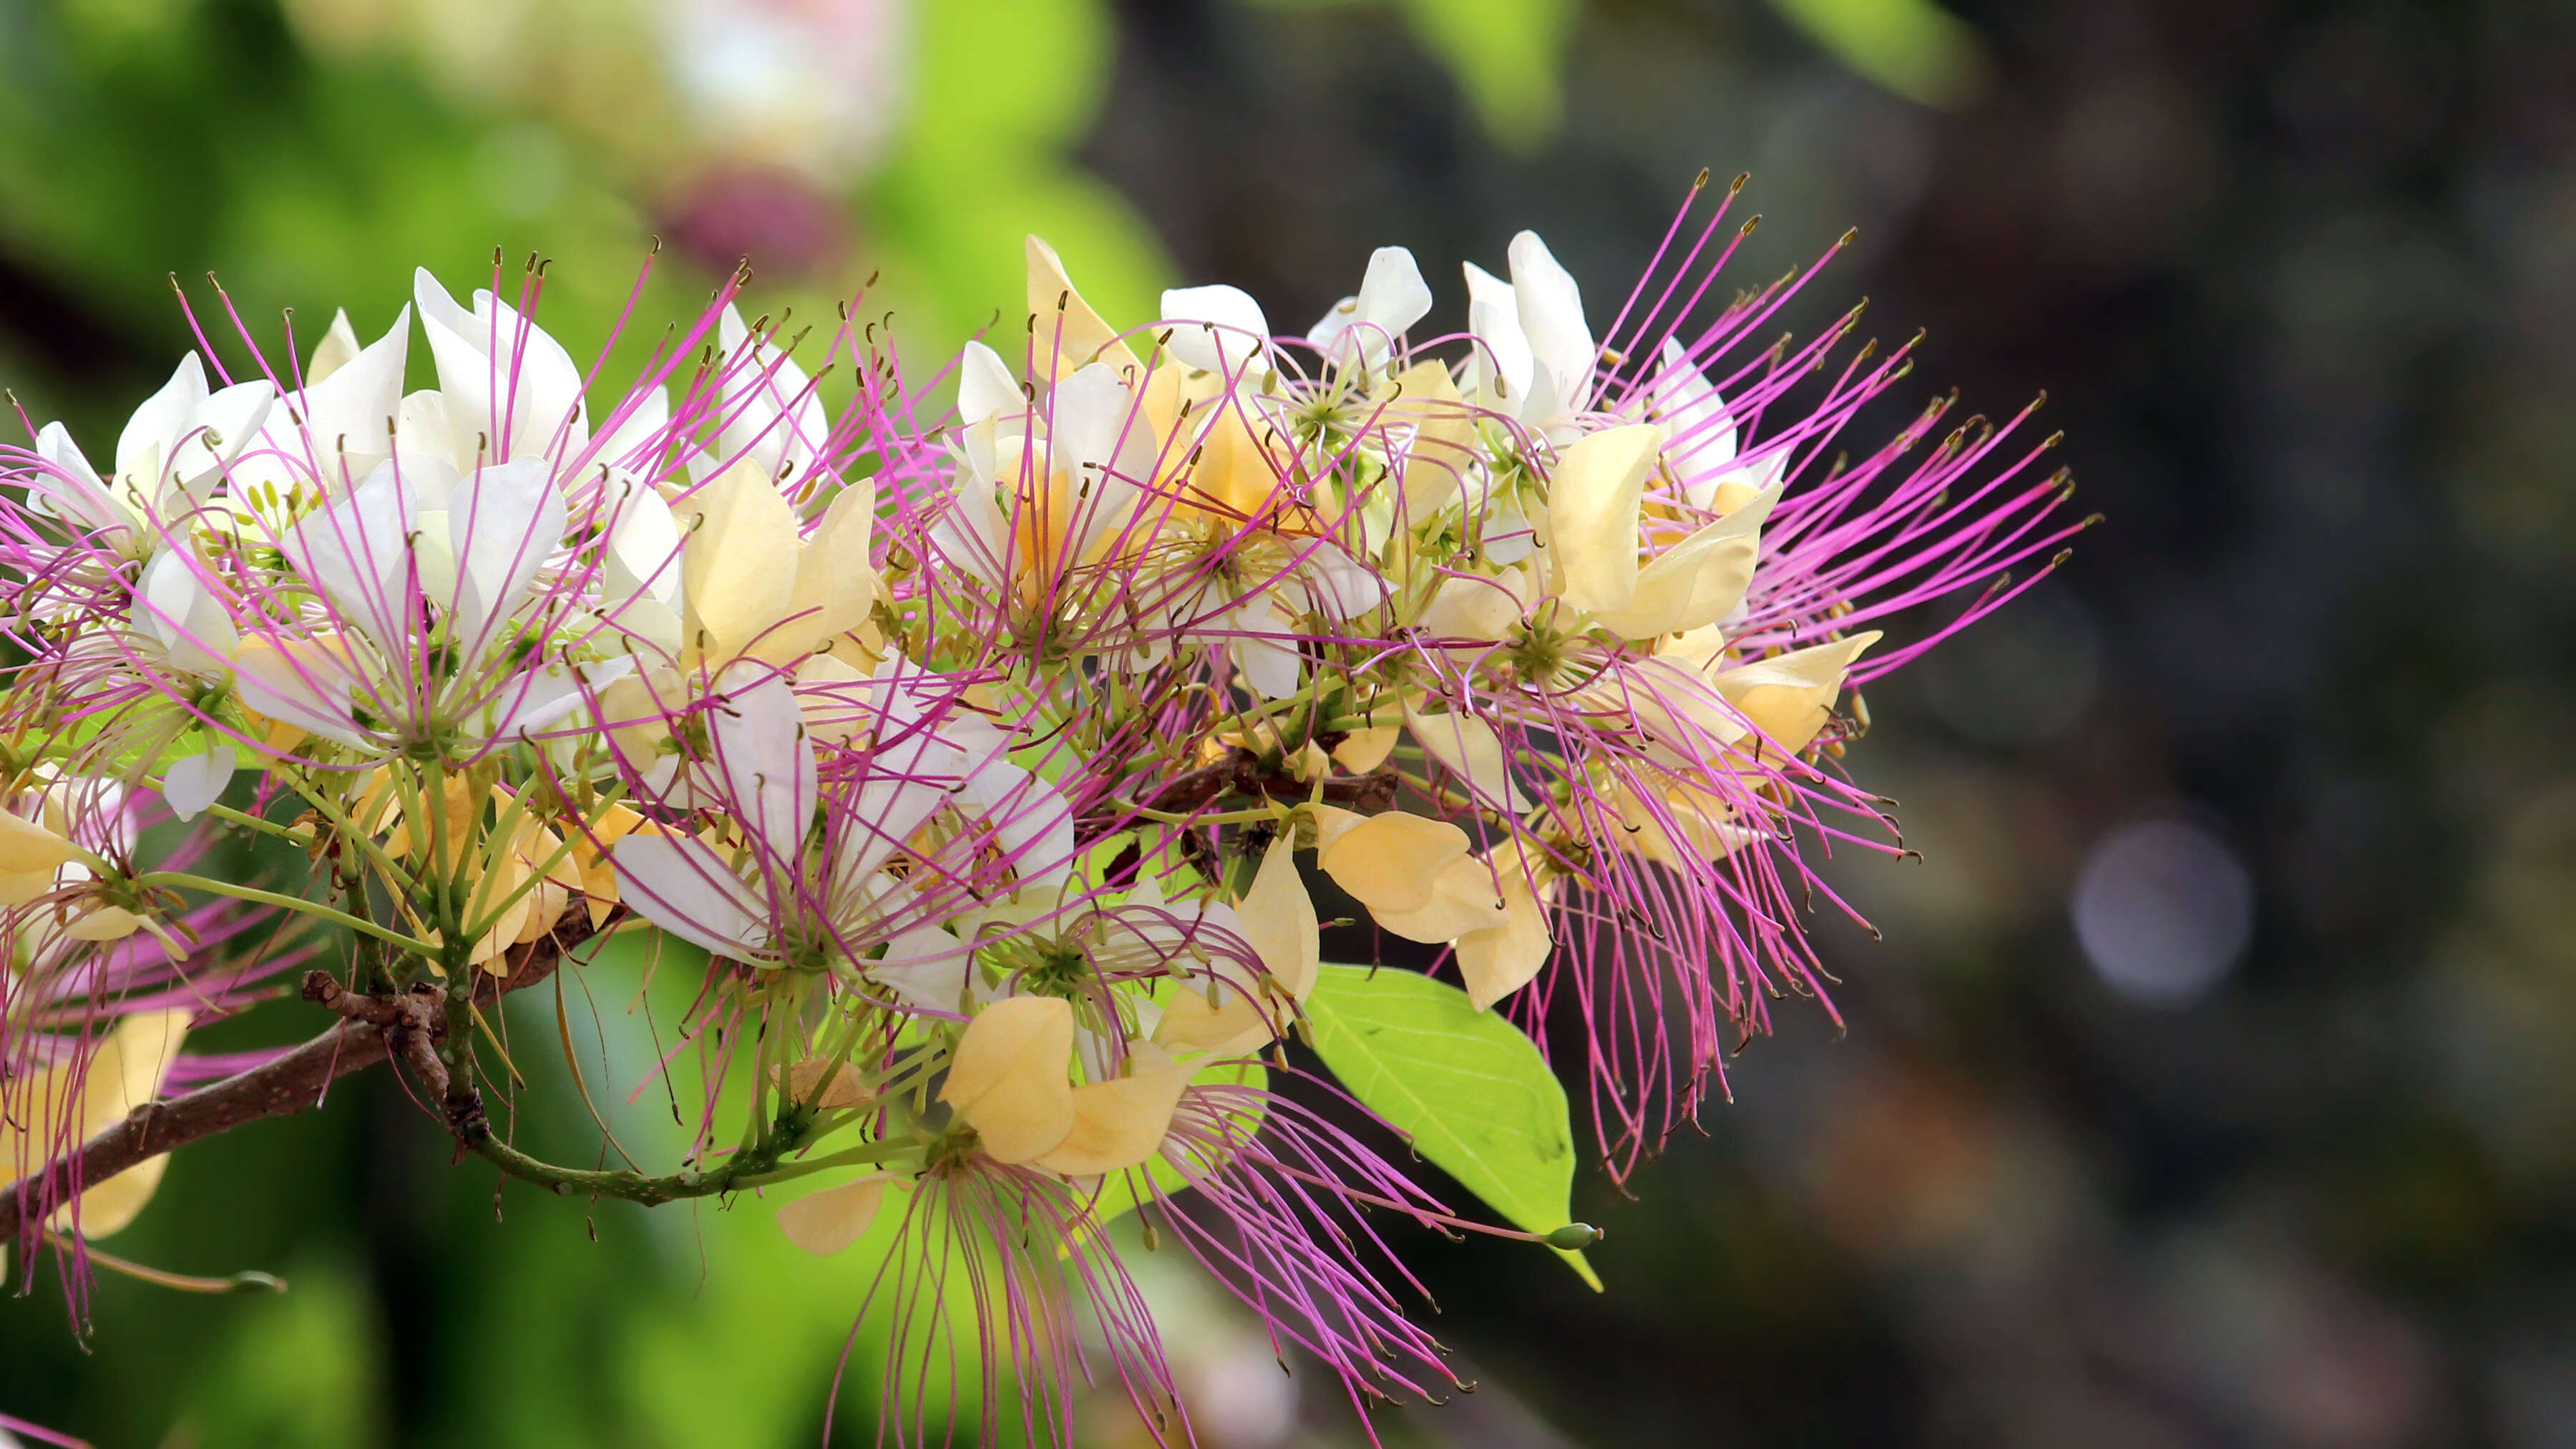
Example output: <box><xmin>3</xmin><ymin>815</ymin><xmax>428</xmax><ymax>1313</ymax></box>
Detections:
<box><xmin>4</xmin><ymin>0</ymin><xmax>2574</xmax><ymax>1443</ymax></box>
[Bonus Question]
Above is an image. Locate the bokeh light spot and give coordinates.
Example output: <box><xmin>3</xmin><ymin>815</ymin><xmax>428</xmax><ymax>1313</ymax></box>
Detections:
<box><xmin>2072</xmin><ymin>818</ymin><xmax>2255</xmax><ymax>1005</ymax></box>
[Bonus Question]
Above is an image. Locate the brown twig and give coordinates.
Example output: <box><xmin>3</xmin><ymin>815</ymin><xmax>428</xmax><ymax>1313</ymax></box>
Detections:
<box><xmin>1077</xmin><ymin>746</ymin><xmax>1400</xmax><ymax>842</ymax></box>
<box><xmin>0</xmin><ymin>919</ymin><xmax>590</xmax><ymax>1246</ymax></box>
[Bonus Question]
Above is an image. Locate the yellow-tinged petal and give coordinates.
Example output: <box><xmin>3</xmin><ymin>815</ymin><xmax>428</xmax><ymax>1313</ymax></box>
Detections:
<box><xmin>1034</xmin><ymin>1043</ymin><xmax>1194</xmax><ymax>1176</ymax></box>
<box><xmin>1316</xmin><ymin>811</ymin><xmax>1471</xmax><ymax>917</ymax></box>
<box><xmin>1382</xmin><ymin>361</ymin><xmax>1475</xmax><ymax>522</ymax></box>
<box><xmin>1152</xmin><ymin>981</ymin><xmax>1274</xmax><ymax>1059</ymax></box>
<box><xmin>0</xmin><ymin>810</ymin><xmax>79</xmax><ymax>877</ymax></box>
<box><xmin>1547</xmin><ymin>424</ymin><xmax>1664</xmax><ymax>615</ymax></box>
<box><xmin>1370</xmin><ymin>854</ymin><xmax>1512</xmax><ymax>944</ymax></box>
<box><xmin>1405</xmin><ymin>703</ymin><xmax>1532</xmax><ymax>814</ymax></box>
<box><xmin>1609</xmin><ymin>780</ymin><xmax>1762</xmax><ymax>869</ymax></box>
<box><xmin>1713</xmin><ymin>632</ymin><xmax>1881</xmax><ymax>760</ymax></box>
<box><xmin>785</xmin><ymin>1058</ymin><xmax>876</xmax><ymax>1110</ymax></box>
<box><xmin>1456</xmin><ymin>879</ymin><xmax>1553</xmax><ymax>1011</ymax></box>
<box><xmin>1025</xmin><ymin>235</ymin><xmax>1141</xmax><ymax>379</ymax></box>
<box><xmin>69</xmin><ymin>1154</ymin><xmax>171</xmax><ymax>1238</ymax></box>
<box><xmin>574</xmin><ymin>803</ymin><xmax>647</xmax><ymax>929</ymax></box>
<box><xmin>1302</xmin><ymin>804</ymin><xmax>1368</xmax><ymax>856</ymax></box>
<box><xmin>64</xmin><ymin>906</ymin><xmax>143</xmax><ymax>942</ymax></box>
<box><xmin>766</xmin><ymin>480</ymin><xmax>879</xmax><ymax>662</ymax></box>
<box><xmin>1589</xmin><ymin>484</ymin><xmax>1781</xmax><ymax>641</ymax></box>
<box><xmin>1415</xmin><ymin>569</ymin><xmax>1529</xmax><ymax>645</ymax></box>
<box><xmin>680</xmin><ymin>462</ymin><xmax>801</xmax><ymax>662</ymax></box>
<box><xmin>0</xmin><ymin>869</ymin><xmax>55</xmax><ymax>907</ymax></box>
<box><xmin>1182</xmin><ymin>401</ymin><xmax>1282</xmax><ymax>521</ymax></box>
<box><xmin>1330</xmin><ymin>723</ymin><xmax>1401</xmax><ymax>774</ymax></box>
<box><xmin>1236</xmin><ymin>833</ymin><xmax>1319</xmax><ymax>1002</ymax></box>
<box><xmin>39</xmin><ymin>1008</ymin><xmax>190</xmax><ymax>1239</ymax></box>
<box><xmin>777</xmin><ymin>1172</ymin><xmax>906</xmax><ymax>1257</ymax></box>
<box><xmin>940</xmin><ymin>996</ymin><xmax>1077</xmax><ymax>1164</ymax></box>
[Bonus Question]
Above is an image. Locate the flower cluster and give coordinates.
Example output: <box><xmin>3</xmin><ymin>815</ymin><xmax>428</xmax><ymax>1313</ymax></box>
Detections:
<box><xmin>0</xmin><ymin>178</ymin><xmax>2084</xmax><ymax>1441</ymax></box>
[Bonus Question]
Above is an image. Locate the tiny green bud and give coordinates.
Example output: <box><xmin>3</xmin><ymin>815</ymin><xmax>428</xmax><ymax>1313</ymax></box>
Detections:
<box><xmin>1545</xmin><ymin>1223</ymin><xmax>1601</xmax><ymax>1250</ymax></box>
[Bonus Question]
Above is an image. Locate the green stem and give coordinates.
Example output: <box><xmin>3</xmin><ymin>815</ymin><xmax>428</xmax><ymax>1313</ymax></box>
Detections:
<box><xmin>135</xmin><ymin>872</ymin><xmax>437</xmax><ymax>956</ymax></box>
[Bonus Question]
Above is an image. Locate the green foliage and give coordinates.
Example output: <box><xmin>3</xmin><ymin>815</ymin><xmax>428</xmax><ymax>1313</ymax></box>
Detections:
<box><xmin>1304</xmin><ymin>962</ymin><xmax>1599</xmax><ymax>1289</ymax></box>
<box><xmin>1389</xmin><ymin>0</ymin><xmax>1578</xmax><ymax>153</ymax></box>
<box><xmin>1257</xmin><ymin>0</ymin><xmax>1578</xmax><ymax>153</ymax></box>
<box><xmin>173</xmin><ymin>1257</ymin><xmax>383</xmax><ymax>1449</ymax></box>
<box><xmin>1760</xmin><ymin>0</ymin><xmax>1991</xmax><ymax>109</ymax></box>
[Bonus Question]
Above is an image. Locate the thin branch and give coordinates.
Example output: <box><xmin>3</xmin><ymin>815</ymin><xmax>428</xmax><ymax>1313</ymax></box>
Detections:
<box><xmin>0</xmin><ymin>919</ymin><xmax>590</xmax><ymax>1247</ymax></box>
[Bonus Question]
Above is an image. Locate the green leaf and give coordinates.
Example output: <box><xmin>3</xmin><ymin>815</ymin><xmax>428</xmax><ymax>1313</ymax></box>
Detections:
<box><xmin>1304</xmin><ymin>962</ymin><xmax>1599</xmax><ymax>1289</ymax></box>
<box><xmin>1762</xmin><ymin>0</ymin><xmax>1993</xmax><ymax>109</ymax></box>
<box><xmin>1390</xmin><ymin>0</ymin><xmax>1578</xmax><ymax>153</ymax></box>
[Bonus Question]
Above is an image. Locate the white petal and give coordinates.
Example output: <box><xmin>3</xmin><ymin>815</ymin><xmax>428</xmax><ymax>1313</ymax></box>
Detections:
<box><xmin>138</xmin><ymin>550</ymin><xmax>238</xmax><ymax>676</ymax></box>
<box><xmin>161</xmin><ymin>748</ymin><xmax>237</xmax><ymax>823</ymax></box>
<box><xmin>960</xmin><ymin>758</ymin><xmax>1075</xmax><ymax>893</ymax></box>
<box><xmin>1158</xmin><ymin>283</ymin><xmax>1271</xmax><ymax>375</ymax></box>
<box><xmin>1310</xmin><ymin>246</ymin><xmax>1434</xmax><ymax>369</ymax></box>
<box><xmin>600</xmin><ymin>469</ymin><xmax>684</xmax><ymax>610</ymax></box>
<box><xmin>283</xmin><ymin>471</ymin><xmax>414</xmax><ymax>654</ymax></box>
<box><xmin>1508</xmin><ymin>230</ymin><xmax>1593</xmax><ymax>419</ymax></box>
<box><xmin>117</xmin><ymin>355</ymin><xmax>208</xmax><ymax>484</ymax></box>
<box><xmin>1650</xmin><ymin>336</ymin><xmax>1737</xmax><ymax>480</ymax></box>
<box><xmin>307</xmin><ymin>308</ymin><xmax>364</xmax><ymax>385</ymax></box>
<box><xmin>167</xmin><ymin>380</ymin><xmax>276</xmax><ymax>496</ymax></box>
<box><xmin>31</xmin><ymin>422</ymin><xmax>130</xmax><ymax>539</ymax></box>
<box><xmin>1463</xmin><ymin>261</ymin><xmax>1534</xmax><ymax>418</ymax></box>
<box><xmin>717</xmin><ymin>304</ymin><xmax>828</xmax><ymax>482</ymax></box>
<box><xmin>296</xmin><ymin>306</ymin><xmax>411</xmax><ymax>489</ymax></box>
<box><xmin>868</xmin><ymin>923</ymin><xmax>975</xmax><ymax>1011</ymax></box>
<box><xmin>487</xmin><ymin>655</ymin><xmax>635</xmax><ymax>741</ymax></box>
<box><xmin>446</xmin><ymin>458</ymin><xmax>565</xmax><ymax>649</ymax></box>
<box><xmin>477</xmin><ymin>290</ymin><xmax>590</xmax><ymax>462</ymax></box>
<box><xmin>590</xmin><ymin>386</ymin><xmax>670</xmax><ymax>474</ymax></box>
<box><xmin>609</xmin><ymin>834</ymin><xmax>771</xmax><ymax>960</ymax></box>
<box><xmin>711</xmin><ymin>672</ymin><xmax>816</xmax><ymax>870</ymax></box>
<box><xmin>957</xmin><ymin>341</ymin><xmax>1020</xmax><ymax>426</ymax></box>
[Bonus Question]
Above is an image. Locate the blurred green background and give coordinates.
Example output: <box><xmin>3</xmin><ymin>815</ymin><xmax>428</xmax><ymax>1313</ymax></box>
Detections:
<box><xmin>5</xmin><ymin>0</ymin><xmax>2575</xmax><ymax>1443</ymax></box>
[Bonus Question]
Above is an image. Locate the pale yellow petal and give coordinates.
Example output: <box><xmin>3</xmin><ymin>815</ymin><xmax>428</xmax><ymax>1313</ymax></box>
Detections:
<box><xmin>1547</xmin><ymin>424</ymin><xmax>1663</xmax><ymax>615</ymax></box>
<box><xmin>766</xmin><ymin>480</ymin><xmax>879</xmax><ymax>661</ymax></box>
<box><xmin>940</xmin><ymin>996</ymin><xmax>1076</xmax><ymax>1164</ymax></box>
<box><xmin>0</xmin><ymin>811</ymin><xmax>79</xmax><ymax>876</ymax></box>
<box><xmin>1404</xmin><ymin>703</ymin><xmax>1532</xmax><ymax>814</ymax></box>
<box><xmin>1330</xmin><ymin>723</ymin><xmax>1401</xmax><ymax>774</ymax></box>
<box><xmin>0</xmin><ymin>869</ymin><xmax>56</xmax><ymax>907</ymax></box>
<box><xmin>785</xmin><ymin>1058</ymin><xmax>875</xmax><ymax>1110</ymax></box>
<box><xmin>680</xmin><ymin>463</ymin><xmax>802</xmax><ymax>661</ymax></box>
<box><xmin>1455</xmin><ymin>884</ymin><xmax>1552</xmax><ymax>1011</ymax></box>
<box><xmin>42</xmin><ymin>1008</ymin><xmax>190</xmax><ymax>1239</ymax></box>
<box><xmin>1589</xmin><ymin>484</ymin><xmax>1779</xmax><ymax>640</ymax></box>
<box><xmin>1382</xmin><ymin>361</ymin><xmax>1475</xmax><ymax>522</ymax></box>
<box><xmin>60</xmin><ymin>1154</ymin><xmax>169</xmax><ymax>1239</ymax></box>
<box><xmin>1152</xmin><ymin>984</ymin><xmax>1274</xmax><ymax>1059</ymax></box>
<box><xmin>64</xmin><ymin>906</ymin><xmax>143</xmax><ymax>942</ymax></box>
<box><xmin>1303</xmin><ymin>804</ymin><xmax>1367</xmax><ymax>857</ymax></box>
<box><xmin>1034</xmin><ymin>1043</ymin><xmax>1193</xmax><ymax>1176</ymax></box>
<box><xmin>1713</xmin><ymin>632</ymin><xmax>1881</xmax><ymax>760</ymax></box>
<box><xmin>1370</xmin><ymin>854</ymin><xmax>1511</xmax><ymax>944</ymax></box>
<box><xmin>1026</xmin><ymin>235</ymin><xmax>1141</xmax><ymax>379</ymax></box>
<box><xmin>776</xmin><ymin>1172</ymin><xmax>905</xmax><ymax>1257</ymax></box>
<box><xmin>1317</xmin><ymin>811</ymin><xmax>1470</xmax><ymax>917</ymax></box>
<box><xmin>1236</xmin><ymin>832</ymin><xmax>1318</xmax><ymax>1002</ymax></box>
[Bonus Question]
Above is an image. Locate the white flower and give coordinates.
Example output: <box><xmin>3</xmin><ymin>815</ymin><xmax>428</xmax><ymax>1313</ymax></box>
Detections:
<box><xmin>1305</xmin><ymin>246</ymin><xmax>1435</xmax><ymax>372</ymax></box>
<box><xmin>414</xmin><ymin>268</ymin><xmax>590</xmax><ymax>467</ymax></box>
<box><xmin>1464</xmin><ymin>230</ymin><xmax>1594</xmax><ymax>436</ymax></box>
